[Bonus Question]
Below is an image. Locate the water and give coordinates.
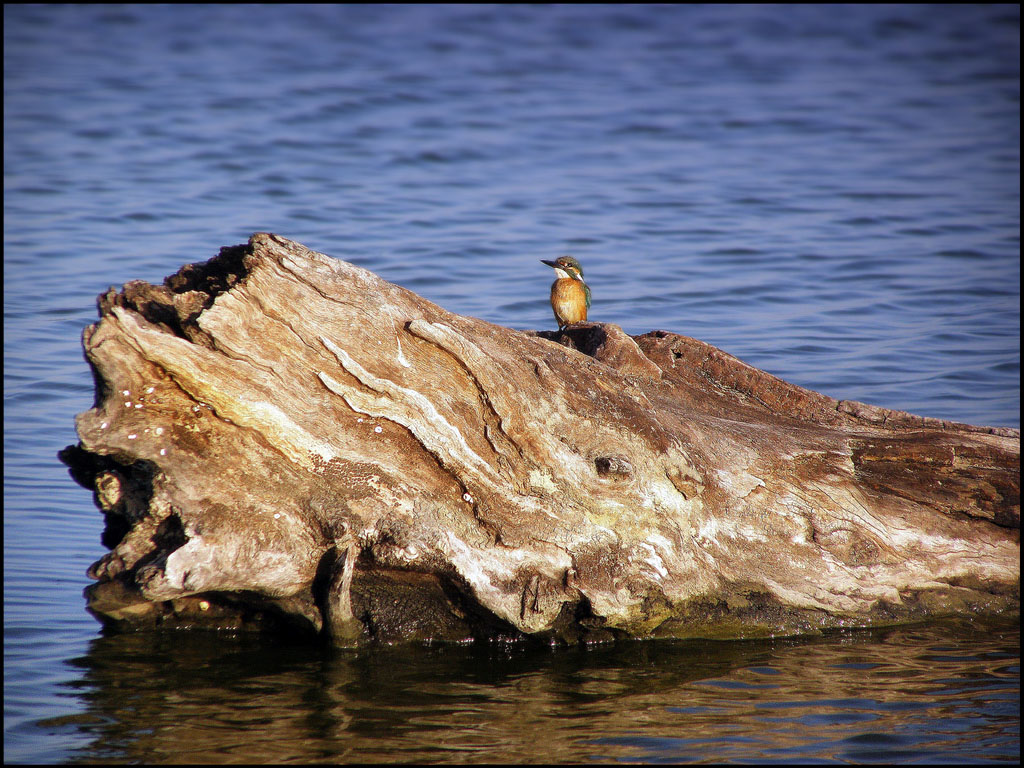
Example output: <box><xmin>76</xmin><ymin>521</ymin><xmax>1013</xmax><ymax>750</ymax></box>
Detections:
<box><xmin>4</xmin><ymin>4</ymin><xmax>1019</xmax><ymax>764</ymax></box>
<box><xmin>10</xmin><ymin>618</ymin><xmax>1022</xmax><ymax>765</ymax></box>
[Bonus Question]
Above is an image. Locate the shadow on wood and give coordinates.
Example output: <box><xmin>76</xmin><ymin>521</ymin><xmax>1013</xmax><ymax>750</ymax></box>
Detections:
<box><xmin>60</xmin><ymin>233</ymin><xmax>1019</xmax><ymax>645</ymax></box>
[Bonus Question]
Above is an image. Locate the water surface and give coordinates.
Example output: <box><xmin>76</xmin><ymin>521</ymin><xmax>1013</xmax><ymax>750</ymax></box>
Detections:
<box><xmin>4</xmin><ymin>4</ymin><xmax>1019</xmax><ymax>763</ymax></box>
<box><xmin>19</xmin><ymin>618</ymin><xmax>1023</xmax><ymax>765</ymax></box>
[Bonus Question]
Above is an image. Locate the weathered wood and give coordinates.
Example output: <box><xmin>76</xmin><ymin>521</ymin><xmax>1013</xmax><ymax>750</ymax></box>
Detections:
<box><xmin>60</xmin><ymin>233</ymin><xmax>1019</xmax><ymax>645</ymax></box>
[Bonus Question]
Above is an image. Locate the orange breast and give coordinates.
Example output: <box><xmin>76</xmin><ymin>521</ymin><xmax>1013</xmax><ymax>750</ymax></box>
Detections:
<box><xmin>551</xmin><ymin>278</ymin><xmax>588</xmax><ymax>324</ymax></box>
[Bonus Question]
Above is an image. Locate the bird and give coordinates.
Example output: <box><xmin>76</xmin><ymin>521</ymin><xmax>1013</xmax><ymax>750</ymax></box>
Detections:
<box><xmin>541</xmin><ymin>255</ymin><xmax>591</xmax><ymax>331</ymax></box>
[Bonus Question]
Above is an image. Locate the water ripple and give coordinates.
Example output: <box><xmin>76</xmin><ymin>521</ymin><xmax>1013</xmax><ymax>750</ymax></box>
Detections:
<box><xmin>3</xmin><ymin>3</ymin><xmax>1019</xmax><ymax>763</ymax></box>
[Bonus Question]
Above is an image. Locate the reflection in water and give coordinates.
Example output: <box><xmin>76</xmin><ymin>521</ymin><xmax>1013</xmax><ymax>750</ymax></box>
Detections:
<box><xmin>48</xmin><ymin>617</ymin><xmax>1017</xmax><ymax>764</ymax></box>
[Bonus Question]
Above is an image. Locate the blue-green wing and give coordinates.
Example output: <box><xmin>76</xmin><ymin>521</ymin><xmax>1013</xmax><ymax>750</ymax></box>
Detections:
<box><xmin>584</xmin><ymin>282</ymin><xmax>592</xmax><ymax>309</ymax></box>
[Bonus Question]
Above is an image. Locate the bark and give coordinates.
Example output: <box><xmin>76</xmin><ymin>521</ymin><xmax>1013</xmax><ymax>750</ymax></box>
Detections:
<box><xmin>61</xmin><ymin>233</ymin><xmax>1019</xmax><ymax>645</ymax></box>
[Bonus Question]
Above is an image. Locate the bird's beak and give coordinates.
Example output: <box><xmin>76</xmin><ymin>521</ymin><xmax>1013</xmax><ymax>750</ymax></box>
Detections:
<box><xmin>540</xmin><ymin>259</ymin><xmax>558</xmax><ymax>268</ymax></box>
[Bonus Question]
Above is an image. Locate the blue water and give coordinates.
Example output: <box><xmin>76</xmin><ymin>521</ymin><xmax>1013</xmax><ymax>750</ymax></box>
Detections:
<box><xmin>4</xmin><ymin>4</ymin><xmax>1019</xmax><ymax>764</ymax></box>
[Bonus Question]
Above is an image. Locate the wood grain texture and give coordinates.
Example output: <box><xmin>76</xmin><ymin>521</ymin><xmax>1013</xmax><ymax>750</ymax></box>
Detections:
<box><xmin>61</xmin><ymin>233</ymin><xmax>1019</xmax><ymax>645</ymax></box>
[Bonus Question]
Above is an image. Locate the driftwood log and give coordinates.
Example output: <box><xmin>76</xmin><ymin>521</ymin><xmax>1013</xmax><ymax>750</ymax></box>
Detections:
<box><xmin>61</xmin><ymin>233</ymin><xmax>1019</xmax><ymax>645</ymax></box>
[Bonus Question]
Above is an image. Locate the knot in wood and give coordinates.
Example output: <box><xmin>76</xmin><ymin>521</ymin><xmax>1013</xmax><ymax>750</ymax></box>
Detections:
<box><xmin>595</xmin><ymin>455</ymin><xmax>633</xmax><ymax>477</ymax></box>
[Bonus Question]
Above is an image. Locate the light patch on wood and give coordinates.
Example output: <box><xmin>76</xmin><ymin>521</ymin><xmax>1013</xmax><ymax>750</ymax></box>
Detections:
<box><xmin>528</xmin><ymin>469</ymin><xmax>558</xmax><ymax>495</ymax></box>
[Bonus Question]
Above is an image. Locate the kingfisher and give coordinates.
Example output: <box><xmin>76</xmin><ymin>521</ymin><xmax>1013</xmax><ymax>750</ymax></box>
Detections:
<box><xmin>541</xmin><ymin>256</ymin><xmax>591</xmax><ymax>331</ymax></box>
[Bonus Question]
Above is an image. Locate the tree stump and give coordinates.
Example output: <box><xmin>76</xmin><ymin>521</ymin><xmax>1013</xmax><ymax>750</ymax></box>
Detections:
<box><xmin>61</xmin><ymin>233</ymin><xmax>1019</xmax><ymax>645</ymax></box>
